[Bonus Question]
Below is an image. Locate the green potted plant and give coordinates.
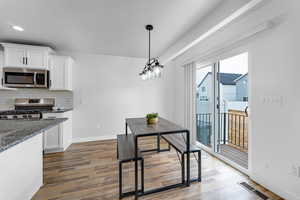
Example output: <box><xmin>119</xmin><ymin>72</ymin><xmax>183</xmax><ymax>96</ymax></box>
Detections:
<box><xmin>146</xmin><ymin>113</ymin><xmax>159</xmax><ymax>124</ymax></box>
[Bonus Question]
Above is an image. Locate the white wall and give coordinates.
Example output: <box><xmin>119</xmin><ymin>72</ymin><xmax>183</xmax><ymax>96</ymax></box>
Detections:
<box><xmin>248</xmin><ymin>2</ymin><xmax>300</xmax><ymax>199</ymax></box>
<box><xmin>67</xmin><ymin>52</ymin><xmax>174</xmax><ymax>142</ymax></box>
<box><xmin>165</xmin><ymin>0</ymin><xmax>300</xmax><ymax>199</ymax></box>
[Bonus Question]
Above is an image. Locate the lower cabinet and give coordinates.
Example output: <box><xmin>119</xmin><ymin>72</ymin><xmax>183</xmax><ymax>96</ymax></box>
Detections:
<box><xmin>43</xmin><ymin>111</ymin><xmax>72</xmax><ymax>153</ymax></box>
<box><xmin>0</xmin><ymin>134</ymin><xmax>43</xmax><ymax>200</ymax></box>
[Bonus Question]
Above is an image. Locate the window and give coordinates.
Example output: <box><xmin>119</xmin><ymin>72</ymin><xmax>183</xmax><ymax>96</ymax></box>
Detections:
<box><xmin>200</xmin><ymin>96</ymin><xmax>208</xmax><ymax>101</ymax></box>
<box><xmin>201</xmin><ymin>87</ymin><xmax>206</xmax><ymax>92</ymax></box>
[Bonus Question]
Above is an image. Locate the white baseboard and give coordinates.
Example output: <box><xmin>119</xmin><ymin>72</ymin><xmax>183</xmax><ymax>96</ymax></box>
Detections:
<box><xmin>44</xmin><ymin>147</ymin><xmax>64</xmax><ymax>154</ymax></box>
<box><xmin>250</xmin><ymin>173</ymin><xmax>300</xmax><ymax>200</ymax></box>
<box><xmin>72</xmin><ymin>135</ymin><xmax>116</xmax><ymax>143</ymax></box>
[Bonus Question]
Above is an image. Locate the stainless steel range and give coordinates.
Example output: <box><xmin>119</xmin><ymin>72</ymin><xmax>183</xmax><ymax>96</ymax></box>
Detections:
<box><xmin>0</xmin><ymin>98</ymin><xmax>55</xmax><ymax>120</ymax></box>
<box><xmin>14</xmin><ymin>98</ymin><xmax>55</xmax><ymax>111</ymax></box>
<box><xmin>0</xmin><ymin>110</ymin><xmax>42</xmax><ymax>120</ymax></box>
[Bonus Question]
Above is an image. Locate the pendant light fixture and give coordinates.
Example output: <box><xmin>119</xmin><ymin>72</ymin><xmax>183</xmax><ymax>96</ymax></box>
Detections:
<box><xmin>139</xmin><ymin>24</ymin><xmax>164</xmax><ymax>80</ymax></box>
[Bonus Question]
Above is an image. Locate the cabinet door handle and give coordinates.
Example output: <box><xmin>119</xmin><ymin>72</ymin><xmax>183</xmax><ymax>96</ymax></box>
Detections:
<box><xmin>22</xmin><ymin>57</ymin><xmax>25</xmax><ymax>64</ymax></box>
<box><xmin>26</xmin><ymin>57</ymin><xmax>28</xmax><ymax>65</ymax></box>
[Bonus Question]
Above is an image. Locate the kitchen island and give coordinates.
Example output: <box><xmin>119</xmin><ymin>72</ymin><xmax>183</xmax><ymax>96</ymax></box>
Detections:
<box><xmin>0</xmin><ymin>118</ymin><xmax>68</xmax><ymax>200</ymax></box>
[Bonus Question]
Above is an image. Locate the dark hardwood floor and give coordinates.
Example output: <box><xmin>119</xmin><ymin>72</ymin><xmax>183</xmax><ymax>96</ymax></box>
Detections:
<box><xmin>33</xmin><ymin>137</ymin><xmax>283</xmax><ymax>200</ymax></box>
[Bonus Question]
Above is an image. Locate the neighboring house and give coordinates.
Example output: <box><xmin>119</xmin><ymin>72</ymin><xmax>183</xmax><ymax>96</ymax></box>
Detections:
<box><xmin>197</xmin><ymin>73</ymin><xmax>212</xmax><ymax>102</ymax></box>
<box><xmin>234</xmin><ymin>73</ymin><xmax>248</xmax><ymax>101</ymax></box>
<box><xmin>197</xmin><ymin>72</ymin><xmax>242</xmax><ymax>102</ymax></box>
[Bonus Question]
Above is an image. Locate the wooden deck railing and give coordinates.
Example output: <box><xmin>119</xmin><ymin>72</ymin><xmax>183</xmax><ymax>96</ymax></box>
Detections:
<box><xmin>219</xmin><ymin>110</ymin><xmax>248</xmax><ymax>152</ymax></box>
<box><xmin>196</xmin><ymin>110</ymin><xmax>248</xmax><ymax>152</ymax></box>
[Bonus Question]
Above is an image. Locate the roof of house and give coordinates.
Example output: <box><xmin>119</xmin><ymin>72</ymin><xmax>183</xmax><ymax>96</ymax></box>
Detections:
<box><xmin>234</xmin><ymin>73</ymin><xmax>248</xmax><ymax>82</ymax></box>
<box><xmin>198</xmin><ymin>72</ymin><xmax>242</xmax><ymax>88</ymax></box>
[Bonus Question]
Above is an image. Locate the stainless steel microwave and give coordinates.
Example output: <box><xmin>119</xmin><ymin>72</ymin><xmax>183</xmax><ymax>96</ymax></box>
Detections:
<box><xmin>2</xmin><ymin>67</ymin><xmax>49</xmax><ymax>88</ymax></box>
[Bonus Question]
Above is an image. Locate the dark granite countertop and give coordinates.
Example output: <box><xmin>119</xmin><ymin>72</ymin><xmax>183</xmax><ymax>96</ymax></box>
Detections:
<box><xmin>0</xmin><ymin>108</ymin><xmax>73</xmax><ymax>114</ymax></box>
<box><xmin>40</xmin><ymin>108</ymin><xmax>73</xmax><ymax>113</ymax></box>
<box><xmin>0</xmin><ymin>118</ymin><xmax>68</xmax><ymax>153</ymax></box>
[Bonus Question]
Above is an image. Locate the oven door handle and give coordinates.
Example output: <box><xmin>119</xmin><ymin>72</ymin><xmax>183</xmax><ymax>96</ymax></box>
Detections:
<box><xmin>33</xmin><ymin>72</ymin><xmax>37</xmax><ymax>86</ymax></box>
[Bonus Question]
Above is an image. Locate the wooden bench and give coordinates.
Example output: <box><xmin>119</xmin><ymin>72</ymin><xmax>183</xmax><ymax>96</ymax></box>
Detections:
<box><xmin>161</xmin><ymin>134</ymin><xmax>201</xmax><ymax>183</ymax></box>
<box><xmin>117</xmin><ymin>134</ymin><xmax>144</xmax><ymax>199</ymax></box>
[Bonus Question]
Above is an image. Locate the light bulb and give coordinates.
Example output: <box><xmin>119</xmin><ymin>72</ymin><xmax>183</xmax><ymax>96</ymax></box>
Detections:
<box><xmin>146</xmin><ymin>70</ymin><xmax>151</xmax><ymax>80</ymax></box>
<box><xmin>158</xmin><ymin>72</ymin><xmax>162</xmax><ymax>78</ymax></box>
<box><xmin>12</xmin><ymin>25</ymin><xmax>24</xmax><ymax>32</ymax></box>
<box><xmin>150</xmin><ymin>71</ymin><xmax>154</xmax><ymax>79</ymax></box>
<box><xmin>141</xmin><ymin>73</ymin><xmax>146</xmax><ymax>80</ymax></box>
<box><xmin>154</xmin><ymin>67</ymin><xmax>161</xmax><ymax>76</ymax></box>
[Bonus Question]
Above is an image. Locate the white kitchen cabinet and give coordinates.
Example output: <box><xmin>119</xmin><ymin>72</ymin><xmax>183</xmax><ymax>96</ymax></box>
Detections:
<box><xmin>43</xmin><ymin>111</ymin><xmax>73</xmax><ymax>153</ymax></box>
<box><xmin>43</xmin><ymin>124</ymin><xmax>61</xmax><ymax>152</ymax></box>
<box><xmin>0</xmin><ymin>51</ymin><xmax>16</xmax><ymax>91</ymax></box>
<box><xmin>0</xmin><ymin>134</ymin><xmax>43</xmax><ymax>200</ymax></box>
<box><xmin>49</xmin><ymin>55</ymin><xmax>73</xmax><ymax>91</ymax></box>
<box><xmin>1</xmin><ymin>43</ymin><xmax>52</xmax><ymax>69</ymax></box>
<box><xmin>26</xmin><ymin>49</ymin><xmax>49</xmax><ymax>69</ymax></box>
<box><xmin>3</xmin><ymin>47</ymin><xmax>25</xmax><ymax>67</ymax></box>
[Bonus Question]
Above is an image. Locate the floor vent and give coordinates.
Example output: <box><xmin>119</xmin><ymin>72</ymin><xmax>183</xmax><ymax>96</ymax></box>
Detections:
<box><xmin>239</xmin><ymin>182</ymin><xmax>269</xmax><ymax>200</ymax></box>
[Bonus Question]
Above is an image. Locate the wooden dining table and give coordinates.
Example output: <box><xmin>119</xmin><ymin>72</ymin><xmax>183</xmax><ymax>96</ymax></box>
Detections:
<box><xmin>125</xmin><ymin>117</ymin><xmax>191</xmax><ymax>200</ymax></box>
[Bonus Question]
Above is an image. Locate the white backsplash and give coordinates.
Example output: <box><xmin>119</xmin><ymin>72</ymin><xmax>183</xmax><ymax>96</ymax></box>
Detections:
<box><xmin>0</xmin><ymin>89</ymin><xmax>73</xmax><ymax>111</ymax></box>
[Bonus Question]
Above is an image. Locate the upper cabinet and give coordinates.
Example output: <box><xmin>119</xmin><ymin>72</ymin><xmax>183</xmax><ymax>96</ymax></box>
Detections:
<box><xmin>1</xmin><ymin>43</ymin><xmax>53</xmax><ymax>69</ymax></box>
<box><xmin>49</xmin><ymin>55</ymin><xmax>73</xmax><ymax>91</ymax></box>
<box><xmin>0</xmin><ymin>43</ymin><xmax>73</xmax><ymax>91</ymax></box>
<box><xmin>0</xmin><ymin>51</ymin><xmax>16</xmax><ymax>90</ymax></box>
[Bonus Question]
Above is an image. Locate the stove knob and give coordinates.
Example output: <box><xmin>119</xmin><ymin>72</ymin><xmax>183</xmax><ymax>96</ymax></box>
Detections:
<box><xmin>13</xmin><ymin>115</ymin><xmax>18</xmax><ymax>119</ymax></box>
<box><xmin>28</xmin><ymin>115</ymin><xmax>32</xmax><ymax>118</ymax></box>
<box><xmin>23</xmin><ymin>115</ymin><xmax>28</xmax><ymax>118</ymax></box>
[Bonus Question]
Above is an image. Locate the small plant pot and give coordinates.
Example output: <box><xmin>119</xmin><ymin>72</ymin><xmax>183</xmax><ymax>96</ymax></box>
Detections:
<box><xmin>147</xmin><ymin>117</ymin><xmax>158</xmax><ymax>125</ymax></box>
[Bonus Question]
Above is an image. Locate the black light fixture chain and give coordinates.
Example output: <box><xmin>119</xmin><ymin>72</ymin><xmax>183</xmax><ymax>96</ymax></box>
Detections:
<box><xmin>148</xmin><ymin>28</ymin><xmax>151</xmax><ymax>64</ymax></box>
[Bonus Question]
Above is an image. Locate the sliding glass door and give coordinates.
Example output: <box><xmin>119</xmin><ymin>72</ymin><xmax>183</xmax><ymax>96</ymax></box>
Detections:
<box><xmin>196</xmin><ymin>65</ymin><xmax>214</xmax><ymax>149</ymax></box>
<box><xmin>196</xmin><ymin>53</ymin><xmax>249</xmax><ymax>169</ymax></box>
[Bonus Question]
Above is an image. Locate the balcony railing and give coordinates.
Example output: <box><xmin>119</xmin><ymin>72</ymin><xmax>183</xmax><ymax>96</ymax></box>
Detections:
<box><xmin>219</xmin><ymin>111</ymin><xmax>248</xmax><ymax>152</ymax></box>
<box><xmin>196</xmin><ymin>113</ymin><xmax>212</xmax><ymax>147</ymax></box>
<box><xmin>196</xmin><ymin>110</ymin><xmax>248</xmax><ymax>152</ymax></box>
